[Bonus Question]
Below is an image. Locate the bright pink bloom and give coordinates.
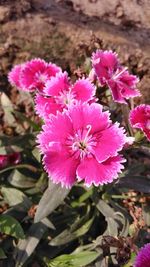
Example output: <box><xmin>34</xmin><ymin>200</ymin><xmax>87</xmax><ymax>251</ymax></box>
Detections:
<box><xmin>8</xmin><ymin>64</ymin><xmax>23</xmax><ymax>88</ymax></box>
<box><xmin>19</xmin><ymin>58</ymin><xmax>61</xmax><ymax>91</ymax></box>
<box><xmin>35</xmin><ymin>72</ymin><xmax>96</xmax><ymax>120</ymax></box>
<box><xmin>0</xmin><ymin>152</ymin><xmax>21</xmax><ymax>169</ymax></box>
<box><xmin>37</xmin><ymin>102</ymin><xmax>127</xmax><ymax>188</ymax></box>
<box><xmin>130</xmin><ymin>104</ymin><xmax>150</xmax><ymax>141</ymax></box>
<box><xmin>92</xmin><ymin>50</ymin><xmax>141</xmax><ymax>104</ymax></box>
<box><xmin>134</xmin><ymin>243</ymin><xmax>150</xmax><ymax>267</ymax></box>
<box><xmin>35</xmin><ymin>95</ymin><xmax>62</xmax><ymax>121</ymax></box>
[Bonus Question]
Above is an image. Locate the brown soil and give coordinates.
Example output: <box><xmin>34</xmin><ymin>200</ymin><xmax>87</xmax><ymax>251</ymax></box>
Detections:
<box><xmin>0</xmin><ymin>0</ymin><xmax>150</xmax><ymax>103</ymax></box>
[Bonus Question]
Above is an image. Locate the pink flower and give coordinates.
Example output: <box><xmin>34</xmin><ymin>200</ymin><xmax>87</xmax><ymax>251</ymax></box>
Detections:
<box><xmin>130</xmin><ymin>104</ymin><xmax>150</xmax><ymax>141</ymax></box>
<box><xmin>8</xmin><ymin>64</ymin><xmax>24</xmax><ymax>88</ymax></box>
<box><xmin>37</xmin><ymin>102</ymin><xmax>127</xmax><ymax>188</ymax></box>
<box><xmin>35</xmin><ymin>72</ymin><xmax>96</xmax><ymax>120</ymax></box>
<box><xmin>0</xmin><ymin>152</ymin><xmax>21</xmax><ymax>169</ymax></box>
<box><xmin>92</xmin><ymin>50</ymin><xmax>141</xmax><ymax>104</ymax></box>
<box><xmin>134</xmin><ymin>243</ymin><xmax>150</xmax><ymax>267</ymax></box>
<box><xmin>9</xmin><ymin>59</ymin><xmax>61</xmax><ymax>92</ymax></box>
<box><xmin>21</xmin><ymin>58</ymin><xmax>61</xmax><ymax>92</ymax></box>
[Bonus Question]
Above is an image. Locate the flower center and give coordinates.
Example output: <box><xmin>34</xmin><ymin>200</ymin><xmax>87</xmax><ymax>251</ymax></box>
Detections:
<box><xmin>56</xmin><ymin>90</ymin><xmax>75</xmax><ymax>107</ymax></box>
<box><xmin>36</xmin><ymin>72</ymin><xmax>48</xmax><ymax>83</ymax></box>
<box><xmin>66</xmin><ymin>125</ymin><xmax>97</xmax><ymax>159</ymax></box>
<box><xmin>112</xmin><ymin>67</ymin><xmax>127</xmax><ymax>80</ymax></box>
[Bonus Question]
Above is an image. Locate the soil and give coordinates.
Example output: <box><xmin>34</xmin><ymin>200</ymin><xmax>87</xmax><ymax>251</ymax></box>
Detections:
<box><xmin>0</xmin><ymin>0</ymin><xmax>150</xmax><ymax>104</ymax></box>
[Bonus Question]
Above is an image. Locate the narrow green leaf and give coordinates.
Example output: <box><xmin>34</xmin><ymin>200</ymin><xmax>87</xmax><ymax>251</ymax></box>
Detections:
<box><xmin>34</xmin><ymin>181</ymin><xmax>70</xmax><ymax>223</ymax></box>
<box><xmin>45</xmin><ymin>250</ymin><xmax>99</xmax><ymax>267</ymax></box>
<box><xmin>0</xmin><ymin>248</ymin><xmax>7</xmax><ymax>259</ymax></box>
<box><xmin>1</xmin><ymin>187</ymin><xmax>32</xmax><ymax>208</ymax></box>
<box><xmin>50</xmin><ymin>216</ymin><xmax>94</xmax><ymax>246</ymax></box>
<box><xmin>15</xmin><ymin>219</ymin><xmax>49</xmax><ymax>267</ymax></box>
<box><xmin>8</xmin><ymin>169</ymin><xmax>36</xmax><ymax>188</ymax></box>
<box><xmin>0</xmin><ymin>214</ymin><xmax>25</xmax><ymax>239</ymax></box>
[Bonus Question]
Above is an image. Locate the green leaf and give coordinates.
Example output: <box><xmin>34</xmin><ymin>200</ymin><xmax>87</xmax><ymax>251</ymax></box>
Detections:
<box><xmin>15</xmin><ymin>219</ymin><xmax>50</xmax><ymax>267</ymax></box>
<box><xmin>1</xmin><ymin>187</ymin><xmax>32</xmax><ymax>209</ymax></box>
<box><xmin>8</xmin><ymin>169</ymin><xmax>36</xmax><ymax>188</ymax></box>
<box><xmin>0</xmin><ymin>248</ymin><xmax>7</xmax><ymax>259</ymax></box>
<box><xmin>34</xmin><ymin>181</ymin><xmax>70</xmax><ymax>223</ymax></box>
<box><xmin>32</xmin><ymin>147</ymin><xmax>41</xmax><ymax>162</ymax></box>
<box><xmin>0</xmin><ymin>214</ymin><xmax>25</xmax><ymax>239</ymax></box>
<box><xmin>45</xmin><ymin>251</ymin><xmax>99</xmax><ymax>267</ymax></box>
<box><xmin>50</xmin><ymin>215</ymin><xmax>94</xmax><ymax>246</ymax></box>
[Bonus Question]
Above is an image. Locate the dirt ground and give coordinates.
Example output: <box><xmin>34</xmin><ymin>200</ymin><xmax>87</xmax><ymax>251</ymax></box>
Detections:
<box><xmin>0</xmin><ymin>0</ymin><xmax>150</xmax><ymax>104</ymax></box>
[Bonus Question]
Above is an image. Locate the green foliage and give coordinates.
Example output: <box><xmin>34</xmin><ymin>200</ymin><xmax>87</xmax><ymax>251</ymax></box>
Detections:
<box><xmin>0</xmin><ymin>214</ymin><xmax>25</xmax><ymax>239</ymax></box>
<box><xmin>45</xmin><ymin>251</ymin><xmax>99</xmax><ymax>267</ymax></box>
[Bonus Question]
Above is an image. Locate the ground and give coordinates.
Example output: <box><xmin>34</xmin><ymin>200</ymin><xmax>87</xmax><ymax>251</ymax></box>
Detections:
<box><xmin>0</xmin><ymin>0</ymin><xmax>150</xmax><ymax>104</ymax></box>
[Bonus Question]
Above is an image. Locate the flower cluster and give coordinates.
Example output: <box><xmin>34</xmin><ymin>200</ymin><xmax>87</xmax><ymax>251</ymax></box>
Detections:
<box><xmin>8</xmin><ymin>50</ymin><xmax>147</xmax><ymax>188</ymax></box>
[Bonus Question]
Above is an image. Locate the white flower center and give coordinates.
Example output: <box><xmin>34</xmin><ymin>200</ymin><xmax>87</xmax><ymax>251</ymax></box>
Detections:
<box><xmin>66</xmin><ymin>125</ymin><xmax>97</xmax><ymax>159</ymax></box>
<box><xmin>56</xmin><ymin>90</ymin><xmax>75</xmax><ymax>107</ymax></box>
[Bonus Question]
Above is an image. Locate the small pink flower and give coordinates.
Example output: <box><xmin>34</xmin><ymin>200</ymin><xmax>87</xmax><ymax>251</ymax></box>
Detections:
<box><xmin>35</xmin><ymin>72</ymin><xmax>96</xmax><ymax>120</ymax></box>
<box><xmin>134</xmin><ymin>243</ymin><xmax>150</xmax><ymax>267</ymax></box>
<box><xmin>130</xmin><ymin>104</ymin><xmax>150</xmax><ymax>141</ymax></box>
<box><xmin>92</xmin><ymin>50</ymin><xmax>141</xmax><ymax>103</ymax></box>
<box><xmin>9</xmin><ymin>58</ymin><xmax>61</xmax><ymax>92</ymax></box>
<box><xmin>0</xmin><ymin>152</ymin><xmax>21</xmax><ymax>169</ymax></box>
<box><xmin>37</xmin><ymin>102</ymin><xmax>127</xmax><ymax>188</ymax></box>
<box><xmin>8</xmin><ymin>64</ymin><xmax>24</xmax><ymax>88</ymax></box>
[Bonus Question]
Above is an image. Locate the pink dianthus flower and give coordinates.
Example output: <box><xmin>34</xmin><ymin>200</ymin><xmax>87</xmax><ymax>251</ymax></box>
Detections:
<box><xmin>134</xmin><ymin>243</ymin><xmax>150</xmax><ymax>267</ymax></box>
<box><xmin>8</xmin><ymin>58</ymin><xmax>61</xmax><ymax>92</ymax></box>
<box><xmin>92</xmin><ymin>50</ymin><xmax>141</xmax><ymax>104</ymax></box>
<box><xmin>130</xmin><ymin>104</ymin><xmax>150</xmax><ymax>141</ymax></box>
<box><xmin>8</xmin><ymin>64</ymin><xmax>24</xmax><ymax>88</ymax></box>
<box><xmin>35</xmin><ymin>72</ymin><xmax>96</xmax><ymax>120</ymax></box>
<box><xmin>37</xmin><ymin>102</ymin><xmax>127</xmax><ymax>188</ymax></box>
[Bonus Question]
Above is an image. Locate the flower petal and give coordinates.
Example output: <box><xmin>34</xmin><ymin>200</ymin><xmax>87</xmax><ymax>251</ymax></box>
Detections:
<box><xmin>68</xmin><ymin>102</ymin><xmax>111</xmax><ymax>133</ymax></box>
<box><xmin>134</xmin><ymin>243</ymin><xmax>150</xmax><ymax>267</ymax></box>
<box><xmin>94</xmin><ymin>123</ymin><xmax>127</xmax><ymax>162</ymax></box>
<box><xmin>130</xmin><ymin>104</ymin><xmax>150</xmax><ymax>141</ymax></box>
<box><xmin>43</xmin><ymin>150</ymin><xmax>79</xmax><ymax>188</ymax></box>
<box><xmin>37</xmin><ymin>112</ymin><xmax>73</xmax><ymax>152</ymax></box>
<box><xmin>92</xmin><ymin>50</ymin><xmax>119</xmax><ymax>85</ymax></box>
<box><xmin>108</xmin><ymin>71</ymin><xmax>140</xmax><ymax>104</ymax></box>
<box><xmin>8</xmin><ymin>64</ymin><xmax>23</xmax><ymax>88</ymax></box>
<box><xmin>72</xmin><ymin>78</ymin><xmax>96</xmax><ymax>102</ymax></box>
<box><xmin>77</xmin><ymin>155</ymin><xmax>125</xmax><ymax>187</ymax></box>
<box><xmin>44</xmin><ymin>72</ymin><xmax>70</xmax><ymax>96</ymax></box>
<box><xmin>35</xmin><ymin>94</ymin><xmax>62</xmax><ymax>120</ymax></box>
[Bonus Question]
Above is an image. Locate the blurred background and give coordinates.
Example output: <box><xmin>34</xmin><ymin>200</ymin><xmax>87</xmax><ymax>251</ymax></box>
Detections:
<box><xmin>0</xmin><ymin>0</ymin><xmax>150</xmax><ymax>101</ymax></box>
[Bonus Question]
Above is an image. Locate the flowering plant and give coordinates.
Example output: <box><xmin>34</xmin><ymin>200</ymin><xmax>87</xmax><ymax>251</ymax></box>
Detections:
<box><xmin>0</xmin><ymin>50</ymin><xmax>149</xmax><ymax>267</ymax></box>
